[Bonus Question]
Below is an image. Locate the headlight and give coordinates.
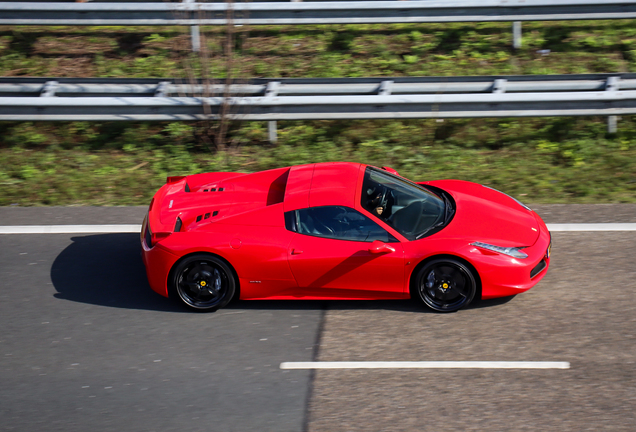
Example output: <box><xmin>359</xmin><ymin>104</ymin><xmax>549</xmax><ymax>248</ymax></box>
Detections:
<box><xmin>470</xmin><ymin>241</ymin><xmax>528</xmax><ymax>259</ymax></box>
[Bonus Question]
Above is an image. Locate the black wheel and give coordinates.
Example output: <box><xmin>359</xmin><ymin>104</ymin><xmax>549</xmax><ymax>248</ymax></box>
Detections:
<box><xmin>415</xmin><ymin>258</ymin><xmax>476</xmax><ymax>312</ymax></box>
<box><xmin>171</xmin><ymin>254</ymin><xmax>236</xmax><ymax>312</ymax></box>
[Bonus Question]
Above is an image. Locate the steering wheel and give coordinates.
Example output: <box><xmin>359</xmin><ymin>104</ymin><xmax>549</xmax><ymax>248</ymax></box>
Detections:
<box><xmin>379</xmin><ymin>188</ymin><xmax>389</xmax><ymax>209</ymax></box>
<box><xmin>315</xmin><ymin>219</ymin><xmax>335</xmax><ymax>236</ymax></box>
<box><xmin>378</xmin><ymin>188</ymin><xmax>395</xmax><ymax>218</ymax></box>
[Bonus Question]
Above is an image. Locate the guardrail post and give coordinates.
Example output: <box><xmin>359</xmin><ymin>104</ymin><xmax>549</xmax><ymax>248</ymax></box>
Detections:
<box><xmin>268</xmin><ymin>120</ymin><xmax>278</xmax><ymax>144</ymax></box>
<box><xmin>605</xmin><ymin>76</ymin><xmax>619</xmax><ymax>134</ymax></box>
<box><xmin>512</xmin><ymin>22</ymin><xmax>522</xmax><ymax>49</ymax></box>
<box><xmin>607</xmin><ymin>115</ymin><xmax>617</xmax><ymax>134</ymax></box>
<box><xmin>184</xmin><ymin>0</ymin><xmax>200</xmax><ymax>52</ymax></box>
<box><xmin>191</xmin><ymin>25</ymin><xmax>201</xmax><ymax>52</ymax></box>
<box><xmin>265</xmin><ymin>81</ymin><xmax>281</xmax><ymax>144</ymax></box>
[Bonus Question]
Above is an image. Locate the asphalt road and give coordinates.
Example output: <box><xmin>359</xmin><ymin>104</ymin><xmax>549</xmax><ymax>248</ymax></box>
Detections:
<box><xmin>0</xmin><ymin>205</ymin><xmax>635</xmax><ymax>432</ymax></box>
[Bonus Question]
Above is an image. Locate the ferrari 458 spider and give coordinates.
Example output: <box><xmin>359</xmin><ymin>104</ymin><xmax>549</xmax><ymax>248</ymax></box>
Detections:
<box><xmin>141</xmin><ymin>162</ymin><xmax>551</xmax><ymax>312</ymax></box>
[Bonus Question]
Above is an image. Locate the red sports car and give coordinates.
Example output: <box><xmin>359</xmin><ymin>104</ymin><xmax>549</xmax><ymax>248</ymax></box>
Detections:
<box><xmin>141</xmin><ymin>162</ymin><xmax>551</xmax><ymax>312</ymax></box>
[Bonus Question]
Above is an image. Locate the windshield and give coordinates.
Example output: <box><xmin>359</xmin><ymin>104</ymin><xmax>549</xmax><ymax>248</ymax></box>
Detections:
<box><xmin>361</xmin><ymin>167</ymin><xmax>449</xmax><ymax>240</ymax></box>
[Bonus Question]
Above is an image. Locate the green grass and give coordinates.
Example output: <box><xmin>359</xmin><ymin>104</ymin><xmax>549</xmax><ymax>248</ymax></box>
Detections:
<box><xmin>0</xmin><ymin>21</ymin><xmax>635</xmax><ymax>205</ymax></box>
<box><xmin>1</xmin><ymin>118</ymin><xmax>635</xmax><ymax>206</ymax></box>
<box><xmin>2</xmin><ymin>21</ymin><xmax>636</xmax><ymax>78</ymax></box>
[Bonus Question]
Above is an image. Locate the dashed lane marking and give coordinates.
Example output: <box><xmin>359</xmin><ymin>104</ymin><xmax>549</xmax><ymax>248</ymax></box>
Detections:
<box><xmin>280</xmin><ymin>361</ymin><xmax>570</xmax><ymax>370</ymax></box>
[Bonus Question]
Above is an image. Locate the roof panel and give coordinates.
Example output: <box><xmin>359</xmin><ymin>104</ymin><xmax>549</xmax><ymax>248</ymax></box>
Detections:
<box><xmin>309</xmin><ymin>162</ymin><xmax>361</xmax><ymax>208</ymax></box>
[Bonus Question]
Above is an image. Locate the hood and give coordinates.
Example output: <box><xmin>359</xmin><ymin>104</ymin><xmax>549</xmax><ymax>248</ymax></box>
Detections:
<box><xmin>426</xmin><ymin>180</ymin><xmax>540</xmax><ymax>246</ymax></box>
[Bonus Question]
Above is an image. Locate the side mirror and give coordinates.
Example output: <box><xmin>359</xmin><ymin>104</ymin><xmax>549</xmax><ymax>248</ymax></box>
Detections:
<box><xmin>368</xmin><ymin>240</ymin><xmax>396</xmax><ymax>254</ymax></box>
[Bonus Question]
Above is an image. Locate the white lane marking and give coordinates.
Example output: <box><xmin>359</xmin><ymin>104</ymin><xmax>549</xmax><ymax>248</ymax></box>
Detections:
<box><xmin>0</xmin><ymin>225</ymin><xmax>142</xmax><ymax>234</ymax></box>
<box><xmin>547</xmin><ymin>223</ymin><xmax>636</xmax><ymax>231</ymax></box>
<box><xmin>280</xmin><ymin>361</ymin><xmax>570</xmax><ymax>370</ymax></box>
<box><xmin>0</xmin><ymin>223</ymin><xmax>634</xmax><ymax>234</ymax></box>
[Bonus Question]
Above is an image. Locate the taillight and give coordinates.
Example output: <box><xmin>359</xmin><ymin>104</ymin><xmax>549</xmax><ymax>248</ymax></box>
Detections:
<box><xmin>144</xmin><ymin>220</ymin><xmax>170</xmax><ymax>248</ymax></box>
<box><xmin>144</xmin><ymin>222</ymin><xmax>152</xmax><ymax>248</ymax></box>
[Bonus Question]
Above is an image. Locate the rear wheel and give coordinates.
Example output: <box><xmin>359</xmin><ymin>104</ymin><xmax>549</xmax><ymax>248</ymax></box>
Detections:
<box><xmin>415</xmin><ymin>258</ymin><xmax>476</xmax><ymax>312</ymax></box>
<box><xmin>171</xmin><ymin>254</ymin><xmax>236</xmax><ymax>312</ymax></box>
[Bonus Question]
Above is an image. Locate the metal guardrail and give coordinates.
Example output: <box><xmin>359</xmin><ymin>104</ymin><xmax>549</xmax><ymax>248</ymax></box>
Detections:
<box><xmin>1</xmin><ymin>1</ymin><xmax>635</xmax><ymax>26</ymax></box>
<box><xmin>5</xmin><ymin>92</ymin><xmax>633</xmax><ymax>120</ymax></box>
<box><xmin>0</xmin><ymin>75</ymin><xmax>631</xmax><ymax>136</ymax></box>
<box><xmin>3</xmin><ymin>1</ymin><xmax>635</xmax><ymax>50</ymax></box>
<box><xmin>2</xmin><ymin>75</ymin><xmax>636</xmax><ymax>96</ymax></box>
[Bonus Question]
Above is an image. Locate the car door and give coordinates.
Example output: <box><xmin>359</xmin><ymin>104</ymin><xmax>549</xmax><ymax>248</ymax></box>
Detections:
<box><xmin>286</xmin><ymin>206</ymin><xmax>405</xmax><ymax>298</ymax></box>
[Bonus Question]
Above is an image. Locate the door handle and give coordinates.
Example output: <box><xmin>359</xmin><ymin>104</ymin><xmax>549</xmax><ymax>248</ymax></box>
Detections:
<box><xmin>291</xmin><ymin>249</ymin><xmax>303</xmax><ymax>255</ymax></box>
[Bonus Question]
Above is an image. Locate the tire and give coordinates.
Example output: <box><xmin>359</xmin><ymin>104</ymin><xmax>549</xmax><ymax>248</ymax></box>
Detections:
<box><xmin>414</xmin><ymin>258</ymin><xmax>476</xmax><ymax>312</ymax></box>
<box><xmin>171</xmin><ymin>254</ymin><xmax>236</xmax><ymax>312</ymax></box>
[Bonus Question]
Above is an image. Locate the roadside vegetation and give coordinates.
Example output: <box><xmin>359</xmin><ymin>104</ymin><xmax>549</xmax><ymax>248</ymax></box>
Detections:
<box><xmin>0</xmin><ymin>20</ymin><xmax>635</xmax><ymax>205</ymax></box>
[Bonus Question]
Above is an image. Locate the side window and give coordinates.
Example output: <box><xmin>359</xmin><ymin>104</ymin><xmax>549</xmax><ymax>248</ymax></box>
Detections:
<box><xmin>286</xmin><ymin>206</ymin><xmax>398</xmax><ymax>243</ymax></box>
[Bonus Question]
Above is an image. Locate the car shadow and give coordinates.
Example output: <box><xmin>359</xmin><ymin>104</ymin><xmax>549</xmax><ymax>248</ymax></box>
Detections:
<box><xmin>51</xmin><ymin>233</ymin><xmax>184</xmax><ymax>312</ymax></box>
<box><xmin>51</xmin><ymin>233</ymin><xmax>516</xmax><ymax>313</ymax></box>
<box><xmin>226</xmin><ymin>296</ymin><xmax>516</xmax><ymax>313</ymax></box>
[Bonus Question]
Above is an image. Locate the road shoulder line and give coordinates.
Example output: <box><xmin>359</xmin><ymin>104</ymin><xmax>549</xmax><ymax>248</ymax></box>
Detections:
<box><xmin>2</xmin><ymin>223</ymin><xmax>636</xmax><ymax>234</ymax></box>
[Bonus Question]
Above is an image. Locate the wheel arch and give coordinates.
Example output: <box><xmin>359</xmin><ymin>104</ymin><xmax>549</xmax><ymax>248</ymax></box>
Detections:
<box><xmin>409</xmin><ymin>254</ymin><xmax>482</xmax><ymax>301</ymax></box>
<box><xmin>167</xmin><ymin>251</ymin><xmax>241</xmax><ymax>302</ymax></box>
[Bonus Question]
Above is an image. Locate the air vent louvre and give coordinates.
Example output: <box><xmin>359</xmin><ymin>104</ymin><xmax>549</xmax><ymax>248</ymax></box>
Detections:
<box><xmin>530</xmin><ymin>259</ymin><xmax>547</xmax><ymax>278</ymax></box>
<box><xmin>196</xmin><ymin>215</ymin><xmax>202</xmax><ymax>222</ymax></box>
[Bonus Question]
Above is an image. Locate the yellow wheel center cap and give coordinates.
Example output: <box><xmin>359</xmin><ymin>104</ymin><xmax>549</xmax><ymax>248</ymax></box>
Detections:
<box><xmin>200</xmin><ymin>281</ymin><xmax>207</xmax><ymax>287</ymax></box>
<box><xmin>442</xmin><ymin>283</ymin><xmax>449</xmax><ymax>289</ymax></box>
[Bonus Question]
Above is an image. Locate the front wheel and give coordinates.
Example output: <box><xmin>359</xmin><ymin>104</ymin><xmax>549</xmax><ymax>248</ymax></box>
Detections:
<box><xmin>171</xmin><ymin>254</ymin><xmax>236</xmax><ymax>312</ymax></box>
<box><xmin>415</xmin><ymin>259</ymin><xmax>476</xmax><ymax>312</ymax></box>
